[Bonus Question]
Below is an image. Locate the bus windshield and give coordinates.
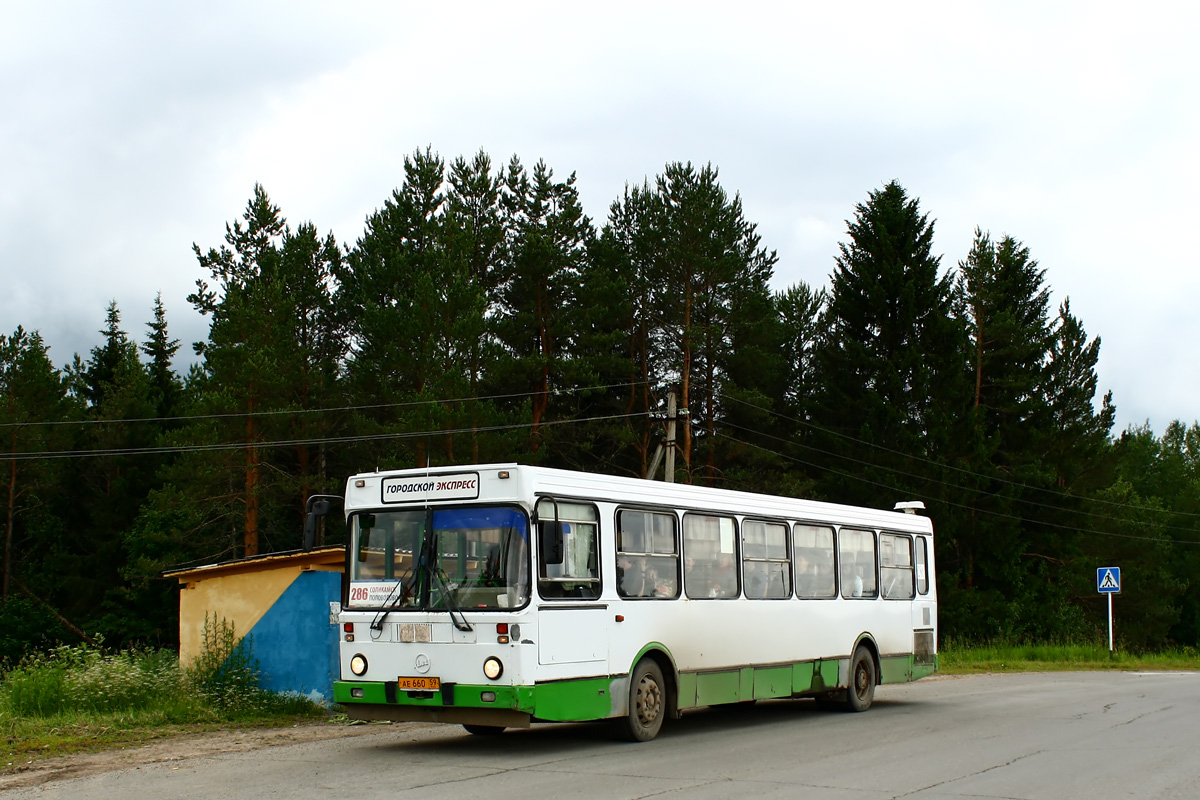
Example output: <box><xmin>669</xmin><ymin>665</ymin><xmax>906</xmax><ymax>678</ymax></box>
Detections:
<box><xmin>347</xmin><ymin>506</ymin><xmax>530</xmax><ymax>611</ymax></box>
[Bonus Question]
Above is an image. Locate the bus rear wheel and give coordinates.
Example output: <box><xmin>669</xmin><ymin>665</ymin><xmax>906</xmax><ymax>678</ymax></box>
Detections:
<box><xmin>617</xmin><ymin>658</ymin><xmax>667</xmax><ymax>742</ymax></box>
<box><xmin>846</xmin><ymin>645</ymin><xmax>876</xmax><ymax>712</ymax></box>
<box><xmin>462</xmin><ymin>724</ymin><xmax>506</xmax><ymax>735</ymax></box>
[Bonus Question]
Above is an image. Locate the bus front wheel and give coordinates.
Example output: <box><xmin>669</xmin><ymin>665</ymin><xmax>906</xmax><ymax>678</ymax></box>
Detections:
<box><xmin>617</xmin><ymin>658</ymin><xmax>667</xmax><ymax>742</ymax></box>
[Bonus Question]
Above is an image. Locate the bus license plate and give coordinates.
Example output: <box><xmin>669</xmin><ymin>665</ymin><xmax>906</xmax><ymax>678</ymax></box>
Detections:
<box><xmin>396</xmin><ymin>676</ymin><xmax>440</xmax><ymax>691</ymax></box>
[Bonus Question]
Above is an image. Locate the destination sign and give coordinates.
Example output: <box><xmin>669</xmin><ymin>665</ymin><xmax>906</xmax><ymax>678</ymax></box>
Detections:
<box><xmin>381</xmin><ymin>472</ymin><xmax>480</xmax><ymax>503</ymax></box>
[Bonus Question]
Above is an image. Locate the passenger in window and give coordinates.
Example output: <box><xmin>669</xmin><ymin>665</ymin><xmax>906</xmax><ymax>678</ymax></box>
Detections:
<box><xmin>711</xmin><ymin>553</ymin><xmax>736</xmax><ymax>597</ymax></box>
<box><xmin>796</xmin><ymin>551</ymin><xmax>819</xmax><ymax>596</ymax></box>
<box><xmin>745</xmin><ymin>562</ymin><xmax>767</xmax><ymax>598</ymax></box>
<box><xmin>618</xmin><ymin>555</ymin><xmax>645</xmax><ymax>596</ymax></box>
<box><xmin>647</xmin><ymin>567</ymin><xmax>676</xmax><ymax>598</ymax></box>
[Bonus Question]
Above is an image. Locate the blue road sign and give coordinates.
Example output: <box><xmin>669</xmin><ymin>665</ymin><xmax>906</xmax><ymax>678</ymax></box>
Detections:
<box><xmin>1097</xmin><ymin>567</ymin><xmax>1121</xmax><ymax>594</ymax></box>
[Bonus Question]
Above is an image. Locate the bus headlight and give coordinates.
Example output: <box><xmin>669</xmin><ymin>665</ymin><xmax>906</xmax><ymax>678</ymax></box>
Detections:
<box><xmin>483</xmin><ymin>656</ymin><xmax>503</xmax><ymax>680</ymax></box>
<box><xmin>350</xmin><ymin>654</ymin><xmax>368</xmax><ymax>676</ymax></box>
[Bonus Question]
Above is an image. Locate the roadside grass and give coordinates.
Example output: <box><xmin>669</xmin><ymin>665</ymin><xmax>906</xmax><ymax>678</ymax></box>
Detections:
<box><xmin>0</xmin><ymin>626</ymin><xmax>331</xmax><ymax>767</ymax></box>
<box><xmin>939</xmin><ymin>641</ymin><xmax>1200</xmax><ymax>674</ymax></box>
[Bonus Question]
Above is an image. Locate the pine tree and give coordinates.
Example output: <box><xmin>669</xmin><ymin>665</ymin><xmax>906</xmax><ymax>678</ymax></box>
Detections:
<box><xmin>950</xmin><ymin>230</ymin><xmax>1054</xmax><ymax>633</ymax></box>
<box><xmin>339</xmin><ymin>149</ymin><xmax>500</xmax><ymax>469</ymax></box>
<box><xmin>0</xmin><ymin>328</ymin><xmax>75</xmax><ymax>605</ymax></box>
<box><xmin>492</xmin><ymin>158</ymin><xmax>594</xmax><ymax>459</ymax></box>
<box><xmin>189</xmin><ymin>185</ymin><xmax>344</xmax><ymax>557</ymax></box>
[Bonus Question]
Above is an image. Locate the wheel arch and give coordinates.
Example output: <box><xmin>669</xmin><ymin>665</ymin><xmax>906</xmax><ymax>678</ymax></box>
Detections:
<box><xmin>628</xmin><ymin>643</ymin><xmax>679</xmax><ymax>718</ymax></box>
<box><xmin>853</xmin><ymin>633</ymin><xmax>881</xmax><ymax>687</ymax></box>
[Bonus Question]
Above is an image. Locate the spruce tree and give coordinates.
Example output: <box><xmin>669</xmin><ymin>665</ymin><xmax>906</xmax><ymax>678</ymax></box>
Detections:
<box><xmin>141</xmin><ymin>292</ymin><xmax>183</xmax><ymax>421</ymax></box>
<box><xmin>812</xmin><ymin>181</ymin><xmax>968</xmax><ymax>506</ymax></box>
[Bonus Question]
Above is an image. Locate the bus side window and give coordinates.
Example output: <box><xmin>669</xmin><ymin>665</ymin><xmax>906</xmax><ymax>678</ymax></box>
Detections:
<box><xmin>880</xmin><ymin>533</ymin><xmax>914</xmax><ymax>599</ymax></box>
<box><xmin>618</xmin><ymin>509</ymin><xmax>679</xmax><ymax>599</ymax></box>
<box><xmin>915</xmin><ymin>536</ymin><xmax>929</xmax><ymax>595</ymax></box>
<box><xmin>794</xmin><ymin>524</ymin><xmax>836</xmax><ymax>599</ymax></box>
<box><xmin>839</xmin><ymin>528</ymin><xmax>877</xmax><ymax>599</ymax></box>
<box><xmin>683</xmin><ymin>514</ymin><xmax>738</xmax><ymax>599</ymax></box>
<box><xmin>742</xmin><ymin>520</ymin><xmax>790</xmax><ymax>599</ymax></box>
<box><xmin>536</xmin><ymin>500</ymin><xmax>601</xmax><ymax>600</ymax></box>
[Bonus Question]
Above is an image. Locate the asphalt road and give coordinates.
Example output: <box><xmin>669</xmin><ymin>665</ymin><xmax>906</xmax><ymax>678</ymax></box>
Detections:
<box><xmin>7</xmin><ymin>671</ymin><xmax>1199</xmax><ymax>799</ymax></box>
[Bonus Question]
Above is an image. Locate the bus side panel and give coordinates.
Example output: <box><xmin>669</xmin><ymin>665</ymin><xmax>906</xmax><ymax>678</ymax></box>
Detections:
<box><xmin>752</xmin><ymin>665</ymin><xmax>791</xmax><ymax>700</ymax></box>
<box><xmin>878</xmin><ymin>654</ymin><xmax>913</xmax><ymax>684</ymax></box>
<box><xmin>530</xmin><ymin>676</ymin><xmax>616</xmax><ymax>722</ymax></box>
<box><xmin>695</xmin><ymin>670</ymin><xmax>741</xmax><ymax>706</ymax></box>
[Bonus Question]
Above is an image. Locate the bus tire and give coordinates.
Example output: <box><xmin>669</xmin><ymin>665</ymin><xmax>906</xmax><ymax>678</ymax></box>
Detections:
<box><xmin>846</xmin><ymin>645</ymin><xmax>876</xmax><ymax>712</ymax></box>
<box><xmin>617</xmin><ymin>658</ymin><xmax>667</xmax><ymax>742</ymax></box>
<box><xmin>462</xmin><ymin>724</ymin><xmax>506</xmax><ymax>735</ymax></box>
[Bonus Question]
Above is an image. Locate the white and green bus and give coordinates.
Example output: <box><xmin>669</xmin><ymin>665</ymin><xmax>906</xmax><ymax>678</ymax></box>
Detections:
<box><xmin>316</xmin><ymin>463</ymin><xmax>937</xmax><ymax>741</ymax></box>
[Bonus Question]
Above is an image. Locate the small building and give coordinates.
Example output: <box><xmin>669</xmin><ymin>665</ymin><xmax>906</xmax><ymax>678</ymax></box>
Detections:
<box><xmin>166</xmin><ymin>547</ymin><xmax>345</xmax><ymax>703</ymax></box>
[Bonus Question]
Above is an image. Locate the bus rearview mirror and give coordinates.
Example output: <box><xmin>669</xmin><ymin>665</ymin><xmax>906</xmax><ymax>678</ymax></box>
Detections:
<box><xmin>539</xmin><ymin>520</ymin><xmax>564</xmax><ymax>565</ymax></box>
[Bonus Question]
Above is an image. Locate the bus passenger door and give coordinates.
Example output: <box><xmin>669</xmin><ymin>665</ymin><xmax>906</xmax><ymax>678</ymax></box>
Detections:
<box><xmin>911</xmin><ymin>535</ymin><xmax>937</xmax><ymax>667</ymax></box>
<box><xmin>534</xmin><ymin>506</ymin><xmax>607</xmax><ymax>668</ymax></box>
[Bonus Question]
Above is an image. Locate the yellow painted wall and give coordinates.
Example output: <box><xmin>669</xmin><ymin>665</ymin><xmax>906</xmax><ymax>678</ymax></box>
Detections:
<box><xmin>172</xmin><ymin>548</ymin><xmax>344</xmax><ymax>665</ymax></box>
<box><xmin>178</xmin><ymin>568</ymin><xmax>300</xmax><ymax>664</ymax></box>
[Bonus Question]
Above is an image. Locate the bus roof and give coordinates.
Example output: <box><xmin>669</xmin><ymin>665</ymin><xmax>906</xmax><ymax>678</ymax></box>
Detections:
<box><xmin>343</xmin><ymin>463</ymin><xmax>934</xmax><ymax>536</ymax></box>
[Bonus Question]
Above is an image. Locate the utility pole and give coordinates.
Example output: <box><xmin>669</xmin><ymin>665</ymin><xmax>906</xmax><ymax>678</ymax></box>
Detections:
<box><xmin>664</xmin><ymin>391</ymin><xmax>677</xmax><ymax>483</ymax></box>
<box><xmin>644</xmin><ymin>391</ymin><xmax>680</xmax><ymax>482</ymax></box>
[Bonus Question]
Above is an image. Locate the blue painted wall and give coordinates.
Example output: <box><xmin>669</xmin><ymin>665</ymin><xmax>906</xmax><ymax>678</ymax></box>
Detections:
<box><xmin>244</xmin><ymin>570</ymin><xmax>341</xmax><ymax>702</ymax></box>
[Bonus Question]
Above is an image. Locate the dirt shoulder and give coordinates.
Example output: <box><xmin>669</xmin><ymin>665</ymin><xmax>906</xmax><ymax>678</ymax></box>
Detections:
<box><xmin>0</xmin><ymin>720</ymin><xmax>406</xmax><ymax>791</ymax></box>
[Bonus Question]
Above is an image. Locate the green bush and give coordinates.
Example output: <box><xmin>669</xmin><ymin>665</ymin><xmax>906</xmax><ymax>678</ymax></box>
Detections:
<box><xmin>1</xmin><ymin>644</ymin><xmax>190</xmax><ymax>718</ymax></box>
<box><xmin>0</xmin><ymin>619</ymin><xmax>325</xmax><ymax>724</ymax></box>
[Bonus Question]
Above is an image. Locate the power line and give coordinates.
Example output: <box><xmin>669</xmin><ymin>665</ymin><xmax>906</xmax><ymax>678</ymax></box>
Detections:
<box><xmin>0</xmin><ymin>412</ymin><xmax>646</xmax><ymax>462</ymax></box>
<box><xmin>0</xmin><ymin>380</ymin><xmax>649</xmax><ymax>430</ymax></box>
<box><xmin>714</xmin><ymin>430</ymin><xmax>1200</xmax><ymax>547</ymax></box>
<box><xmin>723</xmin><ymin>394</ymin><xmax>1200</xmax><ymax>521</ymax></box>
<box><xmin>716</xmin><ymin>416</ymin><xmax>1200</xmax><ymax>537</ymax></box>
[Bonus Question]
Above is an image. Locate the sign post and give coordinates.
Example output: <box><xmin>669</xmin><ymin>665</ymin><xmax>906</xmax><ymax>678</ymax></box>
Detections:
<box><xmin>1097</xmin><ymin>567</ymin><xmax>1121</xmax><ymax>652</ymax></box>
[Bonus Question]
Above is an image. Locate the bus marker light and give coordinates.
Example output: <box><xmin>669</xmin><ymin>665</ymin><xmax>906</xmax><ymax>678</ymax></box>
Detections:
<box><xmin>498</xmin><ymin>471</ymin><xmax>510</xmax><ymax>479</ymax></box>
<box><xmin>350</xmin><ymin>654</ymin><xmax>368</xmax><ymax>676</ymax></box>
<box><xmin>498</xmin><ymin>635</ymin><xmax>509</xmax><ymax>644</ymax></box>
<box><xmin>615</xmin><ymin>615</ymin><xmax>625</xmax><ymax>622</ymax></box>
<box><xmin>483</xmin><ymin>657</ymin><xmax>504</xmax><ymax>680</ymax></box>
<box><xmin>481</xmin><ymin>691</ymin><xmax>496</xmax><ymax>702</ymax></box>
<box><xmin>345</xmin><ymin>633</ymin><xmax>355</xmax><ymax>642</ymax></box>
<box><xmin>343</xmin><ymin>622</ymin><xmax>354</xmax><ymax>633</ymax></box>
<box><xmin>497</xmin><ymin>623</ymin><xmax>509</xmax><ymax>634</ymax></box>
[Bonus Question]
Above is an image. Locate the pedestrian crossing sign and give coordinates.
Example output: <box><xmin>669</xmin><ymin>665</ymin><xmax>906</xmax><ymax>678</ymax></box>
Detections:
<box><xmin>1097</xmin><ymin>567</ymin><xmax>1121</xmax><ymax>594</ymax></box>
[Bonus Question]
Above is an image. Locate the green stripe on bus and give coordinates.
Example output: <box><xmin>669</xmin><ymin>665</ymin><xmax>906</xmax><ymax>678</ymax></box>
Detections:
<box><xmin>333</xmin><ymin>678</ymin><xmax>612</xmax><ymax>721</ymax></box>
<box><xmin>334</xmin><ymin>654</ymin><xmax>939</xmax><ymax>721</ymax></box>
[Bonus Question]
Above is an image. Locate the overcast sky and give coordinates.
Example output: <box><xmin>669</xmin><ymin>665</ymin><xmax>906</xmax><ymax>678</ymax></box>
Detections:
<box><xmin>2</xmin><ymin>1</ymin><xmax>1196</xmax><ymax>434</ymax></box>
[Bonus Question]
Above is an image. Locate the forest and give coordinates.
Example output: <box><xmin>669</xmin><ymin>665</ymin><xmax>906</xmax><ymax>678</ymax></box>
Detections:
<box><xmin>2</xmin><ymin>148</ymin><xmax>1197</xmax><ymax>661</ymax></box>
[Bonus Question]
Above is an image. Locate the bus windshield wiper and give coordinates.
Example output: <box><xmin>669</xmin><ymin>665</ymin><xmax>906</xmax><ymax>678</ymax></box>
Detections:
<box><xmin>432</xmin><ymin>566</ymin><xmax>473</xmax><ymax>632</ymax></box>
<box><xmin>369</xmin><ymin>564</ymin><xmax>418</xmax><ymax>631</ymax></box>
